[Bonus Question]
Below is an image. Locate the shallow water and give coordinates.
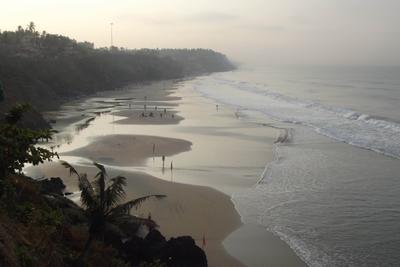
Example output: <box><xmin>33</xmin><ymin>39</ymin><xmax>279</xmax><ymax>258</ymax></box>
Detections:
<box><xmin>192</xmin><ymin>67</ymin><xmax>400</xmax><ymax>267</ymax></box>
<box><xmin>28</xmin><ymin>80</ymin><xmax>278</xmax><ymax>197</ymax></box>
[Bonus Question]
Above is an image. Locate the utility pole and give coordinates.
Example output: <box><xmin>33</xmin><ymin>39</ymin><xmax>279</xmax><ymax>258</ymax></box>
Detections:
<box><xmin>110</xmin><ymin>22</ymin><xmax>114</xmax><ymax>48</ymax></box>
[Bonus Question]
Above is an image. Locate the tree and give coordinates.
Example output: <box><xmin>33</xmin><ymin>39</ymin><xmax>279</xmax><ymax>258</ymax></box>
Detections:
<box><xmin>27</xmin><ymin>21</ymin><xmax>35</xmax><ymax>32</ymax></box>
<box><xmin>0</xmin><ymin>104</ymin><xmax>58</xmax><ymax>178</ymax></box>
<box><xmin>61</xmin><ymin>161</ymin><xmax>166</xmax><ymax>264</ymax></box>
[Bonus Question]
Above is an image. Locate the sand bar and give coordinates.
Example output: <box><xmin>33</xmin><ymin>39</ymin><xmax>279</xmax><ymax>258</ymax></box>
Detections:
<box><xmin>62</xmin><ymin>135</ymin><xmax>192</xmax><ymax>166</ymax></box>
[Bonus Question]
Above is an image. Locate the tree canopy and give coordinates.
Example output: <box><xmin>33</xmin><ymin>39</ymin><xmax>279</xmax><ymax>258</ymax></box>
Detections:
<box><xmin>0</xmin><ymin>23</ymin><xmax>235</xmax><ymax>112</ymax></box>
<box><xmin>0</xmin><ymin>104</ymin><xmax>58</xmax><ymax>178</ymax></box>
<box><xmin>61</xmin><ymin>161</ymin><xmax>166</xmax><ymax>263</ymax></box>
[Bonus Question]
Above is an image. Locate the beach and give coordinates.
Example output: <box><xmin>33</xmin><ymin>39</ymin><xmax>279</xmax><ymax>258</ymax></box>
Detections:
<box><xmin>26</xmin><ymin>79</ymin><xmax>306</xmax><ymax>267</ymax></box>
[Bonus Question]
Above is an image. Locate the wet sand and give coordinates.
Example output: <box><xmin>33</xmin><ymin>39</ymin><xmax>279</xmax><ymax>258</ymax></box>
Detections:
<box><xmin>62</xmin><ymin>135</ymin><xmax>192</xmax><ymax>166</ymax></box>
<box><xmin>27</xmin><ymin>79</ymin><xmax>307</xmax><ymax>267</ymax></box>
<box><xmin>112</xmin><ymin>109</ymin><xmax>183</xmax><ymax>125</ymax></box>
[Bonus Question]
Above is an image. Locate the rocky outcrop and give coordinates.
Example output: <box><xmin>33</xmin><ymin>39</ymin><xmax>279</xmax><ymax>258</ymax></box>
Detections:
<box><xmin>119</xmin><ymin>229</ymin><xmax>207</xmax><ymax>267</ymax></box>
<box><xmin>39</xmin><ymin>177</ymin><xmax>66</xmax><ymax>195</ymax></box>
<box><xmin>42</xmin><ymin>193</ymin><xmax>87</xmax><ymax>225</ymax></box>
<box><xmin>160</xmin><ymin>236</ymin><xmax>207</xmax><ymax>267</ymax></box>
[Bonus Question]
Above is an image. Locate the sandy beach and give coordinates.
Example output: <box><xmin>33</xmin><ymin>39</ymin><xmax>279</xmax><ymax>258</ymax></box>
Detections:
<box><xmin>112</xmin><ymin>109</ymin><xmax>184</xmax><ymax>125</ymax></box>
<box><xmin>26</xmin><ymin>80</ymin><xmax>306</xmax><ymax>267</ymax></box>
<box><xmin>62</xmin><ymin>135</ymin><xmax>192</xmax><ymax>166</ymax></box>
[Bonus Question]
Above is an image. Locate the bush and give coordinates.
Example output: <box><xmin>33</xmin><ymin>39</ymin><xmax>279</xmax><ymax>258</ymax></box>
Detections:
<box><xmin>15</xmin><ymin>244</ymin><xmax>37</xmax><ymax>267</ymax></box>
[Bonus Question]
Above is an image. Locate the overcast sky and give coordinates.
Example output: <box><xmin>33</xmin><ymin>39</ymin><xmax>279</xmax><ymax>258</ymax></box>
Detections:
<box><xmin>2</xmin><ymin>0</ymin><xmax>400</xmax><ymax>65</ymax></box>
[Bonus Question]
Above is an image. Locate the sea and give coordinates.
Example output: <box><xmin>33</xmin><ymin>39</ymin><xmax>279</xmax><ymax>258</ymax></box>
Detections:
<box><xmin>191</xmin><ymin>65</ymin><xmax>400</xmax><ymax>267</ymax></box>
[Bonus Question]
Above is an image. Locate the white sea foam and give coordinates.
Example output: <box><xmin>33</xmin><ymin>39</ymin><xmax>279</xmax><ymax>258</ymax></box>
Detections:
<box><xmin>193</xmin><ymin>71</ymin><xmax>400</xmax><ymax>267</ymax></box>
<box><xmin>192</xmin><ymin>74</ymin><xmax>400</xmax><ymax>159</ymax></box>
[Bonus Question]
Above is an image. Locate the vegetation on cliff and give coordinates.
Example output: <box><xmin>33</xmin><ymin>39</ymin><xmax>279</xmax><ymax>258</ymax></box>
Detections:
<box><xmin>60</xmin><ymin>161</ymin><xmax>166</xmax><ymax>264</ymax></box>
<box><xmin>0</xmin><ymin>98</ymin><xmax>207</xmax><ymax>266</ymax></box>
<box><xmin>0</xmin><ymin>22</ymin><xmax>235</xmax><ymax>113</ymax></box>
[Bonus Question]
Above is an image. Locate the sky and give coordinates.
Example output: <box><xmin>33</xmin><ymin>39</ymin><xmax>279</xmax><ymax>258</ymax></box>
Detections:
<box><xmin>1</xmin><ymin>0</ymin><xmax>400</xmax><ymax>65</ymax></box>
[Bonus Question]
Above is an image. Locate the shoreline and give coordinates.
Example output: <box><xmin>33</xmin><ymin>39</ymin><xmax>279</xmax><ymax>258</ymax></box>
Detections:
<box><xmin>26</xmin><ymin>78</ymin><xmax>307</xmax><ymax>267</ymax></box>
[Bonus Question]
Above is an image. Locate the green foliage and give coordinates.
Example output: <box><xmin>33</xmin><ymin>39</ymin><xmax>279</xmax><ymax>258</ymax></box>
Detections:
<box><xmin>62</xmin><ymin>161</ymin><xmax>165</xmax><ymax>233</ymax></box>
<box><xmin>15</xmin><ymin>244</ymin><xmax>38</xmax><ymax>267</ymax></box>
<box><xmin>0</xmin><ymin>104</ymin><xmax>58</xmax><ymax>177</ymax></box>
<box><xmin>37</xmin><ymin>207</ymin><xmax>63</xmax><ymax>227</ymax></box>
<box><xmin>14</xmin><ymin>202</ymin><xmax>35</xmax><ymax>224</ymax></box>
<box><xmin>61</xmin><ymin>161</ymin><xmax>166</xmax><ymax>261</ymax></box>
<box><xmin>11</xmin><ymin>201</ymin><xmax>63</xmax><ymax>228</ymax></box>
<box><xmin>4</xmin><ymin>103</ymin><xmax>30</xmax><ymax>124</ymax></box>
<box><xmin>0</xmin><ymin>177</ymin><xmax>16</xmax><ymax>206</ymax></box>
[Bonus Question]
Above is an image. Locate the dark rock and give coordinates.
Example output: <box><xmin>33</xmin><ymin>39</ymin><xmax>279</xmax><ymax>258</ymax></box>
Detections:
<box><xmin>42</xmin><ymin>194</ymin><xmax>87</xmax><ymax>224</ymax></box>
<box><xmin>160</xmin><ymin>236</ymin><xmax>207</xmax><ymax>267</ymax></box>
<box><xmin>145</xmin><ymin>229</ymin><xmax>166</xmax><ymax>244</ymax></box>
<box><xmin>39</xmin><ymin>177</ymin><xmax>66</xmax><ymax>195</ymax></box>
<box><xmin>120</xmin><ymin>228</ymin><xmax>207</xmax><ymax>267</ymax></box>
<box><xmin>123</xmin><ymin>235</ymin><xmax>149</xmax><ymax>265</ymax></box>
<box><xmin>104</xmin><ymin>224</ymin><xmax>125</xmax><ymax>250</ymax></box>
<box><xmin>144</xmin><ymin>229</ymin><xmax>168</xmax><ymax>261</ymax></box>
<box><xmin>115</xmin><ymin>216</ymin><xmax>142</xmax><ymax>240</ymax></box>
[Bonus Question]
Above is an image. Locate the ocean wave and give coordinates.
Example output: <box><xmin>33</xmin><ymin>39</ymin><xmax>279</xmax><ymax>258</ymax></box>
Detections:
<box><xmin>192</xmin><ymin>74</ymin><xmax>400</xmax><ymax>159</ymax></box>
<box><xmin>196</xmin><ymin>71</ymin><xmax>400</xmax><ymax>267</ymax></box>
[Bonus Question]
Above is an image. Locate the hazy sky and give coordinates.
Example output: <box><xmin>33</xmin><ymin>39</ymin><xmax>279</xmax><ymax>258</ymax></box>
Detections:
<box><xmin>2</xmin><ymin>0</ymin><xmax>400</xmax><ymax>65</ymax></box>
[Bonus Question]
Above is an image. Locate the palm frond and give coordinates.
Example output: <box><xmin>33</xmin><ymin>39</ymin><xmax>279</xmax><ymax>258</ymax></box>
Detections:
<box><xmin>78</xmin><ymin>173</ymin><xmax>97</xmax><ymax>209</ymax></box>
<box><xmin>60</xmin><ymin>160</ymin><xmax>80</xmax><ymax>178</ymax></box>
<box><xmin>104</xmin><ymin>176</ymin><xmax>127</xmax><ymax>211</ymax></box>
<box><xmin>107</xmin><ymin>194</ymin><xmax>166</xmax><ymax>218</ymax></box>
<box><xmin>93</xmin><ymin>162</ymin><xmax>107</xmax><ymax>206</ymax></box>
<box><xmin>93</xmin><ymin>162</ymin><xmax>106</xmax><ymax>176</ymax></box>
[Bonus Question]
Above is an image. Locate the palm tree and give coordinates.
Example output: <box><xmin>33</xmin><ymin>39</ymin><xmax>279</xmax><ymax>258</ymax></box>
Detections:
<box><xmin>61</xmin><ymin>161</ymin><xmax>166</xmax><ymax>265</ymax></box>
<box><xmin>27</xmin><ymin>21</ymin><xmax>36</xmax><ymax>32</ymax></box>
